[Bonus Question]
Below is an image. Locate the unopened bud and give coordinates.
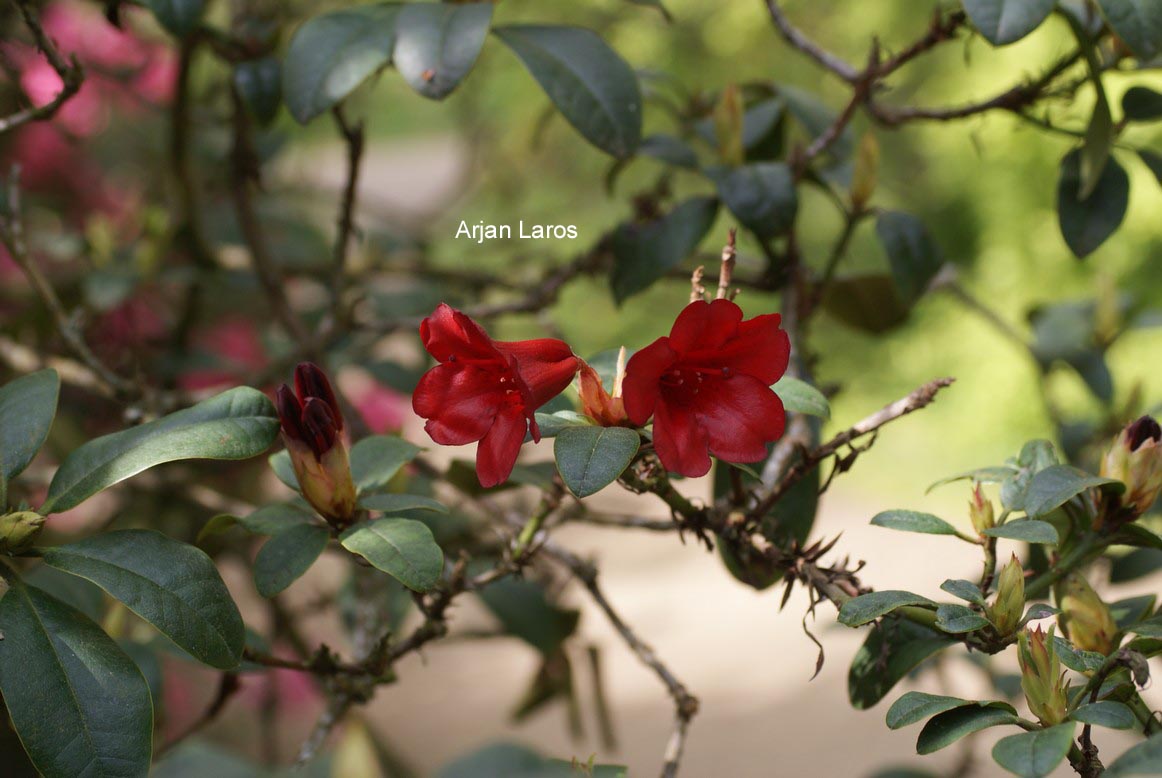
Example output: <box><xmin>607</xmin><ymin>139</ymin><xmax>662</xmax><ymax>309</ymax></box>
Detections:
<box><xmin>276</xmin><ymin>363</ymin><xmax>357</xmax><ymax>524</ymax></box>
<box><xmin>1059</xmin><ymin>573</ymin><xmax>1119</xmax><ymax>656</ymax></box>
<box><xmin>577</xmin><ymin>354</ymin><xmax>629</xmax><ymax>427</ymax></box>
<box><xmin>1100</xmin><ymin>415</ymin><xmax>1162</xmax><ymax>522</ymax></box>
<box><xmin>988</xmin><ymin>554</ymin><xmax>1025</xmax><ymax>636</ymax></box>
<box><xmin>969</xmin><ymin>483</ymin><xmax>996</xmax><ymax>535</ymax></box>
<box><xmin>0</xmin><ymin>511</ymin><xmax>46</xmax><ymax>553</ymax></box>
<box><xmin>1018</xmin><ymin>626</ymin><xmax>1070</xmax><ymax>726</ymax></box>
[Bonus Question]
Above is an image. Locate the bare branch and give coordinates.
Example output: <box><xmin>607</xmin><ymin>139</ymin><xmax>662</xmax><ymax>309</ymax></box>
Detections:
<box><xmin>0</xmin><ymin>2</ymin><xmax>85</xmax><ymax>135</ymax></box>
<box><xmin>763</xmin><ymin>1</ymin><xmax>858</xmax><ymax>83</ymax></box>
<box><xmin>330</xmin><ymin>106</ymin><xmax>365</xmax><ymax>325</ymax></box>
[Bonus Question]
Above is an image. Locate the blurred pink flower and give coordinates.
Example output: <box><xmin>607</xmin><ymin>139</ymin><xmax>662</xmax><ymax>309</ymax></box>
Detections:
<box><xmin>178</xmin><ymin>318</ymin><xmax>270</xmax><ymax>391</ymax></box>
<box><xmin>352</xmin><ymin>380</ymin><xmax>409</xmax><ymax>434</ymax></box>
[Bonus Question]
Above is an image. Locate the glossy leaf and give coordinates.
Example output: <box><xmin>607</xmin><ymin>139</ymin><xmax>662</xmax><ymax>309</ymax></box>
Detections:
<box><xmin>147</xmin><ymin>0</ymin><xmax>205</xmax><ymax>37</ymax></box>
<box><xmin>935</xmin><ymin>604</ymin><xmax>991</xmax><ymax>633</ymax></box>
<box><xmin>340</xmin><ymin>517</ymin><xmax>444</xmax><ymax>592</ymax></box>
<box><xmin>43</xmin><ymin>387</ymin><xmax>278</xmax><ymax>514</ymax></box>
<box><xmin>991</xmin><ymin>723</ymin><xmax>1075</xmax><ymax>777</ymax></box>
<box><xmin>962</xmin><ymin>0</ymin><xmax>1056</xmax><ymax>45</ymax></box>
<box><xmin>941</xmin><ymin>579</ymin><xmax>987</xmax><ymax>606</ymax></box>
<box><xmin>254</xmin><ymin>523</ymin><xmax>331</xmax><ymax>598</ymax></box>
<box><xmin>44</xmin><ymin>530</ymin><xmax>245</xmax><ymax>669</ymax></box>
<box><xmin>983</xmin><ymin>520</ymin><xmax>1059</xmax><ymax>544</ymax></box>
<box><xmin>839</xmin><ymin>590</ymin><xmax>936</xmax><ymax>627</ymax></box>
<box><xmin>871</xmin><ymin>510</ymin><xmax>961</xmax><ymax>537</ymax></box>
<box><xmin>554</xmin><ymin>426</ymin><xmax>640</xmax><ymax>498</ymax></box>
<box><xmin>886</xmin><ymin>691</ymin><xmax>971</xmax><ymax>729</ymax></box>
<box><xmin>917</xmin><ymin>703</ymin><xmax>1020</xmax><ymax>754</ymax></box>
<box><xmin>0</xmin><ymin>369</ymin><xmax>59</xmax><ymax>500</ymax></box>
<box><xmin>772</xmin><ymin>376</ymin><xmax>830</xmax><ymax>419</ymax></box>
<box><xmin>1023</xmin><ymin>465</ymin><xmax>1122</xmax><ymax>517</ymax></box>
<box><xmin>611</xmin><ymin>196</ymin><xmax>718</xmax><ymax>303</ymax></box>
<box><xmin>849</xmin><ymin>618</ymin><xmax>956</xmax><ymax>708</ymax></box>
<box><xmin>0</xmin><ymin>566</ymin><xmax>153</xmax><ymax>778</ymax></box>
<box><xmin>1057</xmin><ymin>149</ymin><xmax>1129</xmax><ymax>259</ymax></box>
<box><xmin>394</xmin><ymin>2</ymin><xmax>492</xmax><ymax>99</ymax></box>
<box><xmin>234</xmin><ymin>58</ymin><xmax>282</xmax><ymax>125</ymax></box>
<box><xmin>1072</xmin><ymin>700</ymin><xmax>1136</xmax><ymax>729</ymax></box>
<box><xmin>350</xmin><ymin>435</ymin><xmax>423</xmax><ymax>494</ymax></box>
<box><xmin>637</xmin><ymin>134</ymin><xmax>698</xmax><ymax>168</ymax></box>
<box><xmin>708</xmin><ymin>162</ymin><xmax>797</xmax><ymax>239</ymax></box>
<box><xmin>876</xmin><ymin>211</ymin><xmax>943</xmax><ymax>304</ymax></box>
<box><xmin>283</xmin><ymin>5</ymin><xmax>401</xmax><ymax>123</ymax></box>
<box><xmin>494</xmin><ymin>25</ymin><xmax>642</xmax><ymax>158</ymax></box>
<box><xmin>359</xmin><ymin>493</ymin><xmax>448</xmax><ymax>513</ymax></box>
<box><xmin>1097</xmin><ymin>0</ymin><xmax>1162</xmax><ymax>60</ymax></box>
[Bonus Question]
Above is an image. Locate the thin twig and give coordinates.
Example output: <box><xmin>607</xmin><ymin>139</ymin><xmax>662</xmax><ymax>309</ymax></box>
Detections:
<box><xmin>329</xmin><ymin>105</ymin><xmax>365</xmax><ymax>325</ymax></box>
<box><xmin>763</xmin><ymin>0</ymin><xmax>858</xmax><ymax>83</ymax></box>
<box><xmin>0</xmin><ymin>2</ymin><xmax>84</xmax><ymax>135</ymax></box>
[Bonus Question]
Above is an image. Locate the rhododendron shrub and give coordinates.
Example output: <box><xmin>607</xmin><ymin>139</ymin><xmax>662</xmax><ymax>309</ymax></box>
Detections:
<box><xmin>0</xmin><ymin>2</ymin><xmax>1160</xmax><ymax>778</ymax></box>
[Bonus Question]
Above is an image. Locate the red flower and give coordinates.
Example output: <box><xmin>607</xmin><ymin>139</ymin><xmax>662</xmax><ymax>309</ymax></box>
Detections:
<box><xmin>413</xmin><ymin>304</ymin><xmax>580</xmax><ymax>487</ymax></box>
<box><xmin>622</xmin><ymin>299</ymin><xmax>790</xmax><ymax>477</ymax></box>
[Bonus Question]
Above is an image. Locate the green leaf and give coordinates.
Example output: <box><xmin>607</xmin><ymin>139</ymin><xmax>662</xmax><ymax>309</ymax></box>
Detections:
<box><xmin>1072</xmin><ymin>700</ymin><xmax>1136</xmax><ymax>729</ymax></box>
<box><xmin>493</xmin><ymin>25</ymin><xmax>642</xmax><ymax>158</ymax></box>
<box><xmin>283</xmin><ymin>4</ymin><xmax>401</xmax><ymax>123</ymax></box>
<box><xmin>394</xmin><ymin>2</ymin><xmax>492</xmax><ymax>100</ymax></box>
<box><xmin>871</xmin><ymin>510</ymin><xmax>961</xmax><ymax>537</ymax></box>
<box><xmin>822</xmin><ymin>273</ymin><xmax>910</xmax><ymax>333</ymax></box>
<box><xmin>42</xmin><ymin>387</ymin><xmax>279</xmax><ymax>514</ymax></box>
<box><xmin>43</xmin><ymin>529</ymin><xmax>245</xmax><ymax>669</ymax></box>
<box><xmin>941</xmin><ymin>579</ymin><xmax>987</xmax><ymax>606</ymax></box>
<box><xmin>1053</xmin><ymin>635</ymin><xmax>1106</xmax><ymax>673</ymax></box>
<box><xmin>983</xmin><ymin>520</ymin><xmax>1059</xmax><ymax>544</ymax></box>
<box><xmin>638</xmin><ymin>134</ymin><xmax>698</xmax><ymax>168</ymax></box>
<box><xmin>350</xmin><ymin>435</ymin><xmax>423</xmax><ymax>494</ymax></box>
<box><xmin>1025</xmin><ymin>465</ymin><xmax>1122</xmax><ymax>517</ymax></box>
<box><xmin>935</xmin><ymin>603</ymin><xmax>991</xmax><ymax>633</ymax></box>
<box><xmin>234</xmin><ymin>57</ymin><xmax>282</xmax><ymax>125</ymax></box>
<box><xmin>270</xmin><ymin>449</ymin><xmax>298</xmax><ymax>490</ymax></box>
<box><xmin>340</xmin><ymin>518</ymin><xmax>444</xmax><ymax>592</ymax></box>
<box><xmin>962</xmin><ymin>0</ymin><xmax>1056</xmax><ymax>44</ymax></box>
<box><xmin>1111</xmin><ymin>523</ymin><xmax>1162</xmax><ymax>550</ymax></box>
<box><xmin>147</xmin><ymin>0</ymin><xmax>205</xmax><ymax>37</ymax></box>
<box><xmin>707</xmin><ymin>162</ymin><xmax>797</xmax><ymax>239</ymax></box>
<box><xmin>1141</xmin><ymin>148</ymin><xmax>1162</xmax><ymax>186</ymax></box>
<box><xmin>849</xmin><ymin>618</ymin><xmax>956</xmax><ymax>708</ymax></box>
<box><xmin>772</xmin><ymin>376</ymin><xmax>830</xmax><ymax>419</ymax></box>
<box><xmin>917</xmin><ymin>703</ymin><xmax>1020</xmax><ymax>754</ymax></box>
<box><xmin>253</xmin><ymin>523</ymin><xmax>331</xmax><ymax>598</ymax></box>
<box><xmin>1111</xmin><ymin>547</ymin><xmax>1162</xmax><ymax>583</ymax></box>
<box><xmin>359</xmin><ymin>493</ymin><xmax>448</xmax><ymax>513</ymax></box>
<box><xmin>927</xmin><ymin>466</ymin><xmax>1019</xmax><ymax>493</ymax></box>
<box><xmin>1123</xmin><ymin>86</ymin><xmax>1162</xmax><ymax>120</ymax></box>
<box><xmin>1104</xmin><ymin>732</ymin><xmax>1162</xmax><ymax>776</ymax></box>
<box><xmin>876</xmin><ymin>211</ymin><xmax>943</xmax><ymax>304</ymax></box>
<box><xmin>239</xmin><ymin>501</ymin><xmax>316</xmax><ymax>535</ymax></box>
<box><xmin>0</xmin><ymin>565</ymin><xmax>153</xmax><ymax>778</ymax></box>
<box><xmin>1097</xmin><ymin>0</ymin><xmax>1162</xmax><ymax>61</ymax></box>
<box><xmin>554</xmin><ymin>426</ymin><xmax>640</xmax><ymax>498</ymax></box>
<box><xmin>1081</xmin><ymin>95</ymin><xmax>1114</xmax><ymax>201</ymax></box>
<box><xmin>886</xmin><ymin>691</ymin><xmax>971</xmax><ymax>729</ymax></box>
<box><xmin>1002</xmin><ymin>440</ymin><xmax>1059</xmax><ymax>511</ymax></box>
<box><xmin>1127</xmin><ymin>614</ymin><xmax>1162</xmax><ymax>637</ymax></box>
<box><xmin>1057</xmin><ymin>149</ymin><xmax>1129</xmax><ymax>259</ymax></box>
<box><xmin>611</xmin><ymin>196</ymin><xmax>718</xmax><ymax>303</ymax></box>
<box><xmin>991</xmin><ymin>723</ymin><xmax>1075</xmax><ymax>777</ymax></box>
<box><xmin>475</xmin><ymin>577</ymin><xmax>580</xmax><ymax>656</ymax></box>
<box><xmin>626</xmin><ymin>0</ymin><xmax>672</xmax><ymax>22</ymax></box>
<box><xmin>0</xmin><ymin>368</ymin><xmax>59</xmax><ymax>502</ymax></box>
<box><xmin>532</xmin><ymin>410</ymin><xmax>592</xmax><ymax>440</ymax></box>
<box><xmin>438</xmin><ymin>742</ymin><xmax>627</xmax><ymax>778</ymax></box>
<box><xmin>780</xmin><ymin>85</ymin><xmax>853</xmax><ymax>159</ymax></box>
<box><xmin>1109</xmin><ymin>593</ymin><xmax>1156</xmax><ymax>628</ymax></box>
<box><xmin>838</xmin><ymin>590</ymin><xmax>936</xmax><ymax>627</ymax></box>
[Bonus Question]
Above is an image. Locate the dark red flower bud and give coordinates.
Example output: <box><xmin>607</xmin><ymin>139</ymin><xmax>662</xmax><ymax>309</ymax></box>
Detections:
<box><xmin>1127</xmin><ymin>415</ymin><xmax>1161</xmax><ymax>451</ymax></box>
<box><xmin>294</xmin><ymin>362</ymin><xmax>344</xmax><ymax>434</ymax></box>
<box><xmin>622</xmin><ymin>299</ymin><xmax>790</xmax><ymax>477</ymax></box>
<box><xmin>413</xmin><ymin>303</ymin><xmax>580</xmax><ymax>488</ymax></box>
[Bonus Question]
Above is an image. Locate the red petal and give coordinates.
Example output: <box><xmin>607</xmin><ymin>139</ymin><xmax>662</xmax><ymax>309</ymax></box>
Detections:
<box><xmin>667</xmin><ymin>299</ymin><xmax>743</xmax><ymax>355</ymax></box>
<box><xmin>275</xmin><ymin>384</ymin><xmax>304</xmax><ymax>441</ymax></box>
<box><xmin>413</xmin><ymin>363</ymin><xmax>499</xmax><ymax>445</ymax></box>
<box><xmin>621</xmin><ymin>338</ymin><xmax>677</xmax><ymax>425</ymax></box>
<box><xmin>694</xmin><ymin>374</ymin><xmax>786</xmax><ymax>463</ymax></box>
<box><xmin>420</xmin><ymin>303</ymin><xmax>499</xmax><ymax>363</ymax></box>
<box><xmin>301</xmin><ymin>397</ymin><xmax>339</xmax><ymax>457</ymax></box>
<box><xmin>493</xmin><ymin>338</ymin><xmax>579</xmax><ymax>410</ymax></box>
<box><xmin>294</xmin><ymin>362</ymin><xmax>344</xmax><ymax>432</ymax></box>
<box><xmin>476</xmin><ymin>407</ymin><xmax>528</xmax><ymax>487</ymax></box>
<box><xmin>693</xmin><ymin>313</ymin><xmax>790</xmax><ymax>386</ymax></box>
<box><xmin>651</xmin><ymin>396</ymin><xmax>712</xmax><ymax>477</ymax></box>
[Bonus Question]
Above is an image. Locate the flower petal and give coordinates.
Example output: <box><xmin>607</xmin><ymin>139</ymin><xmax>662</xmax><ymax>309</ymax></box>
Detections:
<box><xmin>476</xmin><ymin>407</ymin><xmax>528</xmax><ymax>487</ymax></box>
<box><xmin>667</xmin><ymin>299</ymin><xmax>743</xmax><ymax>355</ymax></box>
<box><xmin>420</xmin><ymin>303</ymin><xmax>499</xmax><ymax>363</ymax></box>
<box><xmin>694</xmin><ymin>313</ymin><xmax>790</xmax><ymax>385</ymax></box>
<box><xmin>694</xmin><ymin>374</ymin><xmax>785</xmax><ymax>463</ymax></box>
<box><xmin>652</xmin><ymin>396</ymin><xmax>712</xmax><ymax>477</ymax></box>
<box><xmin>622</xmin><ymin>338</ymin><xmax>678</xmax><ymax>425</ymax></box>
<box><xmin>494</xmin><ymin>338</ymin><xmax>579</xmax><ymax>410</ymax></box>
<box><xmin>413</xmin><ymin>363</ymin><xmax>499</xmax><ymax>445</ymax></box>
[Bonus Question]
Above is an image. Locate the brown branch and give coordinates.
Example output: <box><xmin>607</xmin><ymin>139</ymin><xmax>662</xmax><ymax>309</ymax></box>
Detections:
<box><xmin>329</xmin><ymin>106</ymin><xmax>365</xmax><ymax>325</ymax></box>
<box><xmin>0</xmin><ymin>2</ymin><xmax>84</xmax><ymax>135</ymax></box>
<box><xmin>763</xmin><ymin>0</ymin><xmax>859</xmax><ymax>83</ymax></box>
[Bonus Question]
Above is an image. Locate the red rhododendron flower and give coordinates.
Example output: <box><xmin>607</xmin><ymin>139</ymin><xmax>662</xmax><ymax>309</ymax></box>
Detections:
<box><xmin>413</xmin><ymin>303</ymin><xmax>580</xmax><ymax>487</ymax></box>
<box><xmin>622</xmin><ymin>299</ymin><xmax>790</xmax><ymax>477</ymax></box>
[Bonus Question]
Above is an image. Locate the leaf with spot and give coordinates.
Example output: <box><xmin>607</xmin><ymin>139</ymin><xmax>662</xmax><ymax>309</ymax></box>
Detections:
<box><xmin>394</xmin><ymin>2</ymin><xmax>492</xmax><ymax>100</ymax></box>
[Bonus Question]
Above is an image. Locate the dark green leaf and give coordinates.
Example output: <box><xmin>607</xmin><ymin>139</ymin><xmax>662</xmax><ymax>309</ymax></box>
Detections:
<box><xmin>283</xmin><ymin>5</ymin><xmax>401</xmax><ymax>123</ymax></box>
<box><xmin>254</xmin><ymin>523</ymin><xmax>330</xmax><ymax>598</ymax></box>
<box><xmin>935</xmin><ymin>604</ymin><xmax>991</xmax><ymax>633</ymax></box>
<box><xmin>962</xmin><ymin>0</ymin><xmax>1056</xmax><ymax>44</ymax></box>
<box><xmin>476</xmin><ymin>576</ymin><xmax>580</xmax><ymax>656</ymax></box>
<box><xmin>43</xmin><ymin>387</ymin><xmax>279</xmax><ymax>514</ymax></box>
<box><xmin>554</xmin><ymin>426</ymin><xmax>640</xmax><ymax>498</ymax></box>
<box><xmin>1103</xmin><ymin>732</ymin><xmax>1162</xmax><ymax>776</ymax></box>
<box><xmin>886</xmin><ymin>691</ymin><xmax>971</xmax><ymax>729</ymax></box>
<box><xmin>147</xmin><ymin>0</ymin><xmax>205</xmax><ymax>37</ymax></box>
<box><xmin>532</xmin><ymin>411</ymin><xmax>592</xmax><ymax>440</ymax></box>
<box><xmin>772</xmin><ymin>376</ymin><xmax>830</xmax><ymax>419</ymax></box>
<box><xmin>350</xmin><ymin>435</ymin><xmax>423</xmax><ymax>494</ymax></box>
<box><xmin>983</xmin><ymin>520</ymin><xmax>1059</xmax><ymax>544</ymax></box>
<box><xmin>270</xmin><ymin>449</ymin><xmax>298</xmax><ymax>490</ymax></box>
<box><xmin>707</xmin><ymin>162</ymin><xmax>797</xmax><ymax>239</ymax></box>
<box><xmin>1111</xmin><ymin>523</ymin><xmax>1162</xmax><ymax>550</ymax></box>
<box><xmin>917</xmin><ymin>703</ymin><xmax>1020</xmax><ymax>754</ymax></box>
<box><xmin>822</xmin><ymin>273</ymin><xmax>910</xmax><ymax>333</ymax></box>
<box><xmin>359</xmin><ymin>493</ymin><xmax>448</xmax><ymax>513</ymax></box>
<box><xmin>1122</xmin><ymin>86</ymin><xmax>1162</xmax><ymax>121</ymax></box>
<box><xmin>0</xmin><ymin>369</ymin><xmax>58</xmax><ymax>499</ymax></box>
<box><xmin>1140</xmin><ymin>149</ymin><xmax>1162</xmax><ymax>185</ymax></box>
<box><xmin>234</xmin><ymin>58</ymin><xmax>282</xmax><ymax>125</ymax></box>
<box><xmin>991</xmin><ymin>723</ymin><xmax>1075</xmax><ymax>777</ymax></box>
<box><xmin>1057</xmin><ymin>149</ymin><xmax>1129</xmax><ymax>259</ymax></box>
<box><xmin>340</xmin><ymin>517</ymin><xmax>444</xmax><ymax>592</ymax></box>
<box><xmin>876</xmin><ymin>211</ymin><xmax>943</xmax><ymax>304</ymax></box>
<box><xmin>44</xmin><ymin>530</ymin><xmax>245</xmax><ymax>669</ymax></box>
<box><xmin>849</xmin><ymin>618</ymin><xmax>956</xmax><ymax>708</ymax></box>
<box><xmin>611</xmin><ymin>196</ymin><xmax>718</xmax><ymax>302</ymax></box>
<box><xmin>394</xmin><ymin>2</ymin><xmax>492</xmax><ymax>99</ymax></box>
<box><xmin>1001</xmin><ymin>440</ymin><xmax>1059</xmax><ymax>511</ymax></box>
<box><xmin>240</xmin><ymin>501</ymin><xmax>316</xmax><ymax>535</ymax></box>
<box><xmin>0</xmin><ymin>566</ymin><xmax>152</xmax><ymax>778</ymax></box>
<box><xmin>1024</xmin><ymin>465</ymin><xmax>1122</xmax><ymax>517</ymax></box>
<box><xmin>1127</xmin><ymin>615</ymin><xmax>1162</xmax><ymax>637</ymax></box>
<box><xmin>1080</xmin><ymin>93</ymin><xmax>1114</xmax><ymax>201</ymax></box>
<box><xmin>942</xmin><ymin>579</ymin><xmax>987</xmax><ymax>606</ymax></box>
<box><xmin>1022</xmin><ymin>603</ymin><xmax>1060</xmax><ymax>623</ymax></box>
<box><xmin>1072</xmin><ymin>700</ymin><xmax>1136</xmax><ymax>729</ymax></box>
<box><xmin>1111</xmin><ymin>547</ymin><xmax>1162</xmax><ymax>582</ymax></box>
<box><xmin>637</xmin><ymin>134</ymin><xmax>698</xmax><ymax>168</ymax></box>
<box><xmin>780</xmin><ymin>85</ymin><xmax>853</xmax><ymax>159</ymax></box>
<box><xmin>1109</xmin><ymin>594</ymin><xmax>1156</xmax><ymax>628</ymax></box>
<box><xmin>25</xmin><ymin>563</ymin><xmax>105</xmax><ymax>622</ymax></box>
<box><xmin>871</xmin><ymin>510</ymin><xmax>961</xmax><ymax>537</ymax></box>
<box><xmin>493</xmin><ymin>25</ymin><xmax>642</xmax><ymax>158</ymax></box>
<box><xmin>1053</xmin><ymin>635</ymin><xmax>1106</xmax><ymax>673</ymax></box>
<box><xmin>1097</xmin><ymin>0</ymin><xmax>1162</xmax><ymax>60</ymax></box>
<box><xmin>839</xmin><ymin>590</ymin><xmax>936</xmax><ymax>627</ymax></box>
